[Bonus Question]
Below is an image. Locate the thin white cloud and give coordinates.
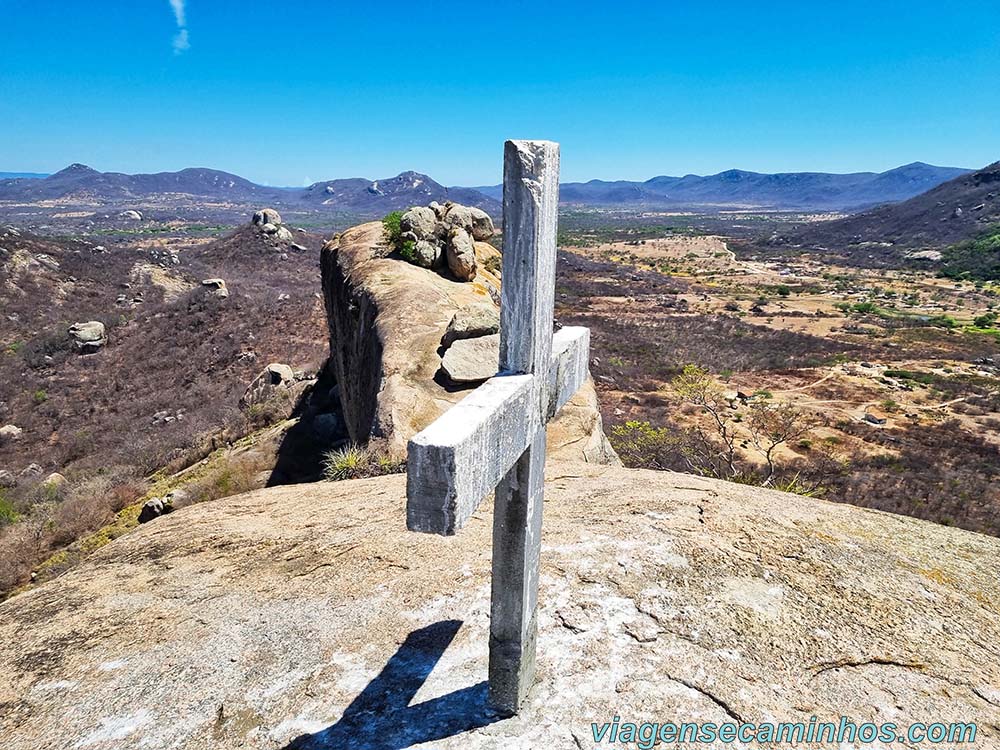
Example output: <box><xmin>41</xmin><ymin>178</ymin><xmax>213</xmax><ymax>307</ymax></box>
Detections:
<box><xmin>173</xmin><ymin>28</ymin><xmax>190</xmax><ymax>54</ymax></box>
<box><xmin>168</xmin><ymin>0</ymin><xmax>189</xmax><ymax>54</ymax></box>
<box><xmin>169</xmin><ymin>0</ymin><xmax>186</xmax><ymax>27</ymax></box>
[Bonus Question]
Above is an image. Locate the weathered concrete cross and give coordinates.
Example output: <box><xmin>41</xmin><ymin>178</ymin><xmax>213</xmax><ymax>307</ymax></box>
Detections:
<box><xmin>406</xmin><ymin>140</ymin><xmax>589</xmax><ymax>716</ymax></box>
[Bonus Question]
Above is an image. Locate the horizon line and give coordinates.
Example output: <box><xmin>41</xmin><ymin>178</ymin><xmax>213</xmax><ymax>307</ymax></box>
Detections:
<box><xmin>0</xmin><ymin>159</ymin><xmax>980</xmax><ymax>190</ymax></box>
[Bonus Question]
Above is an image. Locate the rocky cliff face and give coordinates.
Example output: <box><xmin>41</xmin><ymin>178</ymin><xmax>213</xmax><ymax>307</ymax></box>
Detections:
<box><xmin>1</xmin><ymin>463</ymin><xmax>998</xmax><ymax>749</ymax></box>
<box><xmin>320</xmin><ymin>219</ymin><xmax>618</xmax><ymax>464</ymax></box>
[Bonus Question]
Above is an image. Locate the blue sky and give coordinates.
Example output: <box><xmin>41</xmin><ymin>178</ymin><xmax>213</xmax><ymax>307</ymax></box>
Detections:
<box><xmin>0</xmin><ymin>1</ymin><xmax>997</xmax><ymax>186</ymax></box>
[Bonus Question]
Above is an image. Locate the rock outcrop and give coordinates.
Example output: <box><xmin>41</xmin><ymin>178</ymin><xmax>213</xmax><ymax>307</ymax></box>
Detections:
<box><xmin>1</xmin><ymin>464</ymin><xmax>997</xmax><ymax>749</ymax></box>
<box><xmin>320</xmin><ymin>221</ymin><xmax>616</xmax><ymax>463</ymax></box>
<box><xmin>240</xmin><ymin>363</ymin><xmax>296</xmax><ymax>409</ymax></box>
<box><xmin>0</xmin><ymin>424</ymin><xmax>23</xmax><ymax>444</ymax></box>
<box><xmin>252</xmin><ymin>208</ymin><xmax>282</xmax><ymax>227</ymax></box>
<box><xmin>399</xmin><ymin>201</ymin><xmax>496</xmax><ymax>280</ymax></box>
<box><xmin>200</xmin><ymin>278</ymin><xmax>229</xmax><ymax>299</ymax></box>
<box><xmin>251</xmin><ymin>208</ymin><xmax>293</xmax><ymax>243</ymax></box>
<box><xmin>68</xmin><ymin>321</ymin><xmax>106</xmax><ymax>353</ymax></box>
<box><xmin>440</xmin><ymin>333</ymin><xmax>501</xmax><ymax>383</ymax></box>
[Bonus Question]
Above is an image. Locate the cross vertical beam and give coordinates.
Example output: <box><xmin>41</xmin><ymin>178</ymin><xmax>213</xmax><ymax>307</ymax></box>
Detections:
<box><xmin>488</xmin><ymin>140</ymin><xmax>560</xmax><ymax>716</ymax></box>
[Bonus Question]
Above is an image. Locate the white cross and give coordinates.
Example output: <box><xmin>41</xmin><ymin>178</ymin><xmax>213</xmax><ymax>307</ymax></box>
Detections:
<box><xmin>406</xmin><ymin>140</ymin><xmax>589</xmax><ymax>716</ymax></box>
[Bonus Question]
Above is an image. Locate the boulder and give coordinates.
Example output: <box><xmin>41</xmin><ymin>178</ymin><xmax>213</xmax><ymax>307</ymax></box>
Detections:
<box><xmin>164</xmin><ymin>488</ymin><xmax>189</xmax><ymax>506</ymax></box>
<box><xmin>68</xmin><ymin>321</ymin><xmax>106</xmax><ymax>353</ymax></box>
<box><xmin>469</xmin><ymin>207</ymin><xmax>495</xmax><ymax>240</ymax></box>
<box><xmin>442</xmin><ymin>203</ymin><xmax>475</xmax><ymax>232</ymax></box>
<box><xmin>252</xmin><ymin>208</ymin><xmax>282</xmax><ymax>226</ymax></box>
<box><xmin>260</xmin><ymin>222</ymin><xmax>279</xmax><ymax>235</ymax></box>
<box><xmin>411</xmin><ymin>239</ymin><xmax>440</xmax><ymax>269</ymax></box>
<box><xmin>0</xmin><ymin>424</ymin><xmax>23</xmax><ymax>444</ymax></box>
<box><xmin>42</xmin><ymin>473</ymin><xmax>66</xmax><ymax>491</ymax></box>
<box><xmin>18</xmin><ymin>463</ymin><xmax>43</xmax><ymax>479</ymax></box>
<box><xmin>445</xmin><ymin>227</ymin><xmax>477</xmax><ymax>281</ymax></box>
<box><xmin>399</xmin><ymin>206</ymin><xmax>438</xmax><ymax>242</ymax></box>
<box><xmin>118</xmin><ymin>209</ymin><xmax>143</xmax><ymax>221</ymax></box>
<box><xmin>0</xmin><ymin>470</ymin><xmax>15</xmax><ymax>488</ymax></box>
<box><xmin>441</xmin><ymin>306</ymin><xmax>501</xmax><ymax>347</ymax></box>
<box><xmin>394</xmin><ymin>202</ymin><xmax>495</xmax><ymax>277</ymax></box>
<box><xmin>441</xmin><ymin>333</ymin><xmax>500</xmax><ymax>384</ymax></box>
<box><xmin>321</xmin><ymin>222</ymin><xmax>616</xmax><ymax>462</ymax></box>
<box><xmin>201</xmin><ymin>278</ymin><xmax>229</xmax><ymax>299</ymax></box>
<box><xmin>137</xmin><ymin>496</ymin><xmax>173</xmax><ymax>524</ymax></box>
<box><xmin>240</xmin><ymin>363</ymin><xmax>295</xmax><ymax>409</ymax></box>
<box><xmin>440</xmin><ymin>203</ymin><xmax>494</xmax><ymax>240</ymax></box>
<box><xmin>274</xmin><ymin>226</ymin><xmax>294</xmax><ymax>243</ymax></box>
<box><xmin>2</xmin><ymin>466</ymin><xmax>999</xmax><ymax>749</ymax></box>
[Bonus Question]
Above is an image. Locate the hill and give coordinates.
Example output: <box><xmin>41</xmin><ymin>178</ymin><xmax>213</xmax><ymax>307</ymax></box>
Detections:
<box><xmin>0</xmin><ymin>463</ymin><xmax>997</xmax><ymax>748</ymax></box>
<box><xmin>0</xmin><ymin>216</ymin><xmax>330</xmax><ymax>479</ymax></box>
<box><xmin>0</xmin><ymin>164</ymin><xmax>500</xmax><ymax>215</ymax></box>
<box><xmin>782</xmin><ymin>161</ymin><xmax>1000</xmax><ymax>264</ymax></box>
<box><xmin>301</xmin><ymin>170</ymin><xmax>498</xmax><ymax>212</ymax></box>
<box><xmin>476</xmin><ymin>162</ymin><xmax>969</xmax><ymax>210</ymax></box>
<box><xmin>0</xmin><ymin>163</ymin><xmax>277</xmax><ymax>203</ymax></box>
<box><xmin>0</xmin><ymin>215</ymin><xmax>336</xmax><ymax>592</ymax></box>
<box><xmin>0</xmin><ymin>162</ymin><xmax>964</xmax><ymax>215</ymax></box>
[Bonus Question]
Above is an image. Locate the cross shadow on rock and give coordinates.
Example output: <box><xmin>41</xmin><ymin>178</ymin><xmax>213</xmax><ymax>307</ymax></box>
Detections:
<box><xmin>283</xmin><ymin>620</ymin><xmax>499</xmax><ymax>750</ymax></box>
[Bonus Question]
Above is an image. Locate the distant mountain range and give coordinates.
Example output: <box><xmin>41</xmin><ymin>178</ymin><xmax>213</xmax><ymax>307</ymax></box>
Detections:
<box><xmin>788</xmin><ymin>161</ymin><xmax>1000</xmax><ymax>251</ymax></box>
<box><xmin>0</xmin><ymin>164</ymin><xmax>500</xmax><ymax>214</ymax></box>
<box><xmin>0</xmin><ymin>171</ymin><xmax>49</xmax><ymax>180</ymax></box>
<box><xmin>0</xmin><ymin>161</ymin><xmax>972</xmax><ymax>214</ymax></box>
<box><xmin>476</xmin><ymin>162</ymin><xmax>970</xmax><ymax>211</ymax></box>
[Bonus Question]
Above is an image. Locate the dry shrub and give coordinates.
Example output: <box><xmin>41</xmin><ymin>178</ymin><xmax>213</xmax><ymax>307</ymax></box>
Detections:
<box><xmin>0</xmin><ymin>468</ymin><xmax>146</xmax><ymax>596</ymax></box>
<box><xmin>0</xmin><ymin>514</ymin><xmax>50</xmax><ymax>594</ymax></box>
<box><xmin>181</xmin><ymin>456</ymin><xmax>268</xmax><ymax>507</ymax></box>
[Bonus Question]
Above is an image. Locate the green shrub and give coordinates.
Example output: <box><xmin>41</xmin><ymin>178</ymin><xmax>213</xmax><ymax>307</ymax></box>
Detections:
<box><xmin>322</xmin><ymin>444</ymin><xmax>406</xmax><ymax>481</ymax></box>
<box><xmin>32</xmin><ymin>389</ymin><xmax>48</xmax><ymax>404</ymax></box>
<box><xmin>382</xmin><ymin>211</ymin><xmax>403</xmax><ymax>244</ymax></box>
<box><xmin>382</xmin><ymin>211</ymin><xmax>417</xmax><ymax>261</ymax></box>
<box><xmin>0</xmin><ymin>493</ymin><xmax>19</xmax><ymax>526</ymax></box>
<box><xmin>927</xmin><ymin>314</ymin><xmax>958</xmax><ymax>329</ymax></box>
<box><xmin>771</xmin><ymin>473</ymin><xmax>824</xmax><ymax>497</ymax></box>
<box><xmin>973</xmin><ymin>311</ymin><xmax>998</xmax><ymax>329</ymax></box>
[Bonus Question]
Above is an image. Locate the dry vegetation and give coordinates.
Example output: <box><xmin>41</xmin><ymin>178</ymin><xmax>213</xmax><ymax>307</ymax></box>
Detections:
<box><xmin>557</xmin><ymin>232</ymin><xmax>1000</xmax><ymax>537</ymax></box>
<box><xmin>0</xmin><ymin>223</ymin><xmax>330</xmax><ymax>597</ymax></box>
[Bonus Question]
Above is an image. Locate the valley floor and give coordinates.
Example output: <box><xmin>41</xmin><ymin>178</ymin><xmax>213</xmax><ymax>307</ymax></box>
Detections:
<box><xmin>556</xmin><ymin>234</ymin><xmax>1000</xmax><ymax>536</ymax></box>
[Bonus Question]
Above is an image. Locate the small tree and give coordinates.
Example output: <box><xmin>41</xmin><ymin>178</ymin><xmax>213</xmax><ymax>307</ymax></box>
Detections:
<box><xmin>671</xmin><ymin>364</ymin><xmax>815</xmax><ymax>487</ymax></box>
<box><xmin>746</xmin><ymin>400</ymin><xmax>812</xmax><ymax>485</ymax></box>
<box><xmin>672</xmin><ymin>364</ymin><xmax>741</xmax><ymax>479</ymax></box>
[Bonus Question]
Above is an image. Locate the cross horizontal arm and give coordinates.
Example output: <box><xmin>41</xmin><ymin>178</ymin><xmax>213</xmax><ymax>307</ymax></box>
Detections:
<box><xmin>406</xmin><ymin>326</ymin><xmax>589</xmax><ymax>536</ymax></box>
